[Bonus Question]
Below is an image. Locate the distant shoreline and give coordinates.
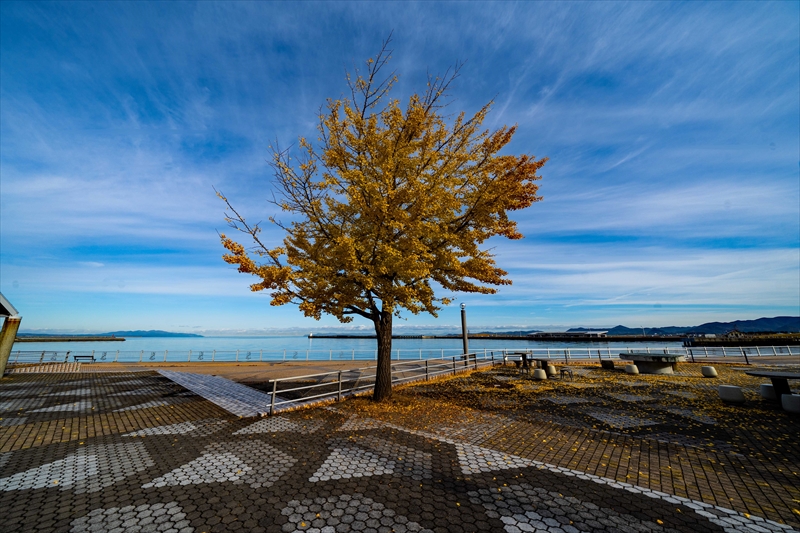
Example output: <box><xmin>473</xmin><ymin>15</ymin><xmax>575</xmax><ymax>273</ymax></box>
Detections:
<box><xmin>14</xmin><ymin>336</ymin><xmax>126</xmax><ymax>342</ymax></box>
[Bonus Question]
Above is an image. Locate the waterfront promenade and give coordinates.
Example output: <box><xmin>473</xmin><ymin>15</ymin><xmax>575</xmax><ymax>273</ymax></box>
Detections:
<box><xmin>1</xmin><ymin>361</ymin><xmax>798</xmax><ymax>532</ymax></box>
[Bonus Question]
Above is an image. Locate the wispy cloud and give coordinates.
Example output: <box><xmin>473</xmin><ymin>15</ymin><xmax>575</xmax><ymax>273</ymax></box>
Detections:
<box><xmin>1</xmin><ymin>1</ymin><xmax>797</xmax><ymax>331</ymax></box>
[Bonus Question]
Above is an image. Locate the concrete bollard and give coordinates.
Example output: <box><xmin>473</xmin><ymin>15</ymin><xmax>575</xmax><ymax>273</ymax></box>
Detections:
<box><xmin>781</xmin><ymin>394</ymin><xmax>800</xmax><ymax>413</ymax></box>
<box><xmin>701</xmin><ymin>366</ymin><xmax>718</xmax><ymax>378</ymax></box>
<box><xmin>532</xmin><ymin>368</ymin><xmax>548</xmax><ymax>381</ymax></box>
<box><xmin>545</xmin><ymin>364</ymin><xmax>557</xmax><ymax>377</ymax></box>
<box><xmin>625</xmin><ymin>364</ymin><xmax>639</xmax><ymax>375</ymax></box>
<box><xmin>759</xmin><ymin>384</ymin><xmax>777</xmax><ymax>400</ymax></box>
<box><xmin>719</xmin><ymin>385</ymin><xmax>745</xmax><ymax>403</ymax></box>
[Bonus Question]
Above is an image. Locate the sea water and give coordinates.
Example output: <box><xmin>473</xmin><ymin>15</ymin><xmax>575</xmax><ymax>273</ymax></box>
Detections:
<box><xmin>9</xmin><ymin>336</ymin><xmax>685</xmax><ymax>364</ymax></box>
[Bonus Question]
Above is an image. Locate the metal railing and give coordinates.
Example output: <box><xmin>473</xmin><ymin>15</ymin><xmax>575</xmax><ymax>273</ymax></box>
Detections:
<box><xmin>264</xmin><ymin>352</ymin><xmax>497</xmax><ymax>415</ymax></box>
<box><xmin>6</xmin><ymin>345</ymin><xmax>798</xmax><ymax>366</ymax></box>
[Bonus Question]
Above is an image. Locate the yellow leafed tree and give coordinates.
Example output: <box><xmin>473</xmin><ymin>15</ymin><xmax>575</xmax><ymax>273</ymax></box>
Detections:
<box><xmin>218</xmin><ymin>39</ymin><xmax>546</xmax><ymax>401</ymax></box>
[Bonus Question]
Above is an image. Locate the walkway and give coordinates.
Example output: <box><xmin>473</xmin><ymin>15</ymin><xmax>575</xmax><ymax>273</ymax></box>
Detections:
<box><xmin>0</xmin><ymin>362</ymin><xmax>798</xmax><ymax>533</ymax></box>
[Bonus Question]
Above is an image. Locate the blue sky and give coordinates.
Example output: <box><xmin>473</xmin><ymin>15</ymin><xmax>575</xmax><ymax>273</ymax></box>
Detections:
<box><xmin>1</xmin><ymin>1</ymin><xmax>798</xmax><ymax>335</ymax></box>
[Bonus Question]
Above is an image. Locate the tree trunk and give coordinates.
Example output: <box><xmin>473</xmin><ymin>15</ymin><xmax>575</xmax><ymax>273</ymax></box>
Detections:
<box><xmin>372</xmin><ymin>308</ymin><xmax>393</xmax><ymax>401</ymax></box>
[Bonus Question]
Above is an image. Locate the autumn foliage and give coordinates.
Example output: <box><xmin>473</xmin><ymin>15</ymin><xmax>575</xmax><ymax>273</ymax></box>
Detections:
<box><xmin>219</xmin><ymin>39</ymin><xmax>546</xmax><ymax>400</ymax></box>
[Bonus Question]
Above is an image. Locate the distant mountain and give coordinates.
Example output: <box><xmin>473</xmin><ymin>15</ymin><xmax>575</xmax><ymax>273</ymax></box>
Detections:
<box><xmin>605</xmin><ymin>316</ymin><xmax>799</xmax><ymax>336</ymax></box>
<box><xmin>103</xmin><ymin>330</ymin><xmax>204</xmax><ymax>338</ymax></box>
<box><xmin>474</xmin><ymin>330</ymin><xmax>543</xmax><ymax>336</ymax></box>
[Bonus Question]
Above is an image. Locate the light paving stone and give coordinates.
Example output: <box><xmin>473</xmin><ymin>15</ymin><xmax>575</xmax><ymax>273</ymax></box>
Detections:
<box><xmin>0</xmin><ymin>416</ymin><xmax>28</xmax><ymax>426</ymax></box>
<box><xmin>311</xmin><ymin>434</ymin><xmax>434</xmax><ymax>482</ymax></box>
<box><xmin>583</xmin><ymin>408</ymin><xmax>660</xmax><ymax>429</ymax></box>
<box><xmin>545</xmin><ymin>396</ymin><xmax>594</xmax><ymax>405</ymax></box>
<box><xmin>233</xmin><ymin>416</ymin><xmax>325</xmax><ymax>435</ymax></box>
<box><xmin>339</xmin><ymin>414</ymin><xmax>392</xmax><ymax>431</ymax></box>
<box><xmin>0</xmin><ymin>398</ymin><xmax>46</xmax><ymax>411</ymax></box>
<box><xmin>46</xmin><ymin>387</ymin><xmax>93</xmax><ymax>396</ymax></box>
<box><xmin>29</xmin><ymin>399</ymin><xmax>95</xmax><ymax>413</ymax></box>
<box><xmin>606</xmin><ymin>393</ymin><xmax>657</xmax><ymax>402</ymax></box>
<box><xmin>0</xmin><ymin>442</ymin><xmax>154</xmax><ymax>493</ymax></box>
<box><xmin>280</xmin><ymin>493</ymin><xmax>433</xmax><ymax>533</ymax></box>
<box><xmin>660</xmin><ymin>407</ymin><xmax>717</xmax><ymax>425</ymax></box>
<box><xmin>455</xmin><ymin>442</ymin><xmax>534</xmax><ymax>474</ymax></box>
<box><xmin>158</xmin><ymin>370</ymin><xmax>278</xmax><ymax>417</ymax></box>
<box><xmin>664</xmin><ymin>390</ymin><xmax>698</xmax><ymax>399</ymax></box>
<box><xmin>70</xmin><ymin>503</ymin><xmax>192</xmax><ymax>533</ymax></box>
<box><xmin>309</xmin><ymin>446</ymin><xmax>397</xmax><ymax>482</ymax></box>
<box><xmin>0</xmin><ymin>388</ymin><xmax>42</xmax><ymax>397</ymax></box>
<box><xmin>143</xmin><ymin>440</ymin><xmax>296</xmax><ymax>489</ymax></box>
<box><xmin>123</xmin><ymin>419</ymin><xmax>227</xmax><ymax>437</ymax></box>
<box><xmin>114</xmin><ymin>397</ymin><xmax>193</xmax><ymax>412</ymax></box>
<box><xmin>433</xmin><ymin>412</ymin><xmax>510</xmax><ymax>444</ymax></box>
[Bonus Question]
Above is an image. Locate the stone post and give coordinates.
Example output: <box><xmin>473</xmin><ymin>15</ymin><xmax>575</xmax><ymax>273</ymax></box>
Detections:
<box><xmin>0</xmin><ymin>316</ymin><xmax>22</xmax><ymax>377</ymax></box>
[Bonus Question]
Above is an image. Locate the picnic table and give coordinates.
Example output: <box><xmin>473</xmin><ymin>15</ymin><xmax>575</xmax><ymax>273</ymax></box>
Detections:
<box><xmin>504</xmin><ymin>352</ymin><xmax>532</xmax><ymax>373</ymax></box>
<box><xmin>618</xmin><ymin>352</ymin><xmax>685</xmax><ymax>374</ymax></box>
<box><xmin>744</xmin><ymin>371</ymin><xmax>800</xmax><ymax>399</ymax></box>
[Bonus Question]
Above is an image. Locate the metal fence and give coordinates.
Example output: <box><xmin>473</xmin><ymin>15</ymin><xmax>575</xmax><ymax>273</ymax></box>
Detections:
<box><xmin>265</xmin><ymin>352</ymin><xmax>497</xmax><ymax>415</ymax></box>
<box><xmin>5</xmin><ymin>344</ymin><xmax>799</xmax><ymax>366</ymax></box>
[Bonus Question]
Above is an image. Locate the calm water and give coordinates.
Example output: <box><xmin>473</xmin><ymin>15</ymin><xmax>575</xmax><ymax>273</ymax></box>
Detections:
<box><xmin>10</xmin><ymin>336</ymin><xmax>685</xmax><ymax>364</ymax></box>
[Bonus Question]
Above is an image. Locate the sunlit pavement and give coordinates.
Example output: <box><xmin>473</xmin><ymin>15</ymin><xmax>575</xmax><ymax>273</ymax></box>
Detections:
<box><xmin>1</xmin><ymin>363</ymin><xmax>798</xmax><ymax>533</ymax></box>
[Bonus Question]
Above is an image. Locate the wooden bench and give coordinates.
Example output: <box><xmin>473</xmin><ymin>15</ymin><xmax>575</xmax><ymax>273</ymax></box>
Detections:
<box><xmin>73</xmin><ymin>355</ymin><xmax>95</xmax><ymax>363</ymax></box>
<box><xmin>617</xmin><ymin>352</ymin><xmax>684</xmax><ymax>374</ymax></box>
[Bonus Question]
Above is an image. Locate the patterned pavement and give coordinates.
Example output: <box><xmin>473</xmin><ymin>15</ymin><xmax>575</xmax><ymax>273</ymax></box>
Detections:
<box><xmin>0</xmin><ymin>364</ymin><xmax>798</xmax><ymax>533</ymax></box>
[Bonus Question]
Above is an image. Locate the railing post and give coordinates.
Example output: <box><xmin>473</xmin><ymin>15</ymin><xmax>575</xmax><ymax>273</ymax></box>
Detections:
<box><xmin>337</xmin><ymin>371</ymin><xmax>343</xmax><ymax>401</ymax></box>
<box><xmin>755</xmin><ymin>346</ymin><xmax>761</xmax><ymax>356</ymax></box>
<box><xmin>212</xmin><ymin>350</ymin><xmax>216</xmax><ymax>361</ymax></box>
<box><xmin>260</xmin><ymin>349</ymin><xmax>263</xmax><ymax>362</ymax></box>
<box><xmin>563</xmin><ymin>350</ymin><xmax>568</xmax><ymax>364</ymax></box>
<box><xmin>114</xmin><ymin>350</ymin><xmax>119</xmax><ymax>362</ymax></box>
<box><xmin>425</xmin><ymin>360</ymin><xmax>429</xmax><ymax>381</ymax></box>
<box><xmin>740</xmin><ymin>346</ymin><xmax>750</xmax><ymax>365</ymax></box>
<box><xmin>139</xmin><ymin>350</ymin><xmax>143</xmax><ymax>363</ymax></box>
<box><xmin>452</xmin><ymin>356</ymin><xmax>457</xmax><ymax>375</ymax></box>
<box><xmin>270</xmin><ymin>380</ymin><xmax>277</xmax><ymax>415</ymax></box>
<box><xmin>306</xmin><ymin>350</ymin><xmax>309</xmax><ymax>361</ymax></box>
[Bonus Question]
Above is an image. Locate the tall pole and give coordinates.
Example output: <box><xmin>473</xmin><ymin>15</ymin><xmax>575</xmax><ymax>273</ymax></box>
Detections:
<box><xmin>461</xmin><ymin>303</ymin><xmax>469</xmax><ymax>356</ymax></box>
